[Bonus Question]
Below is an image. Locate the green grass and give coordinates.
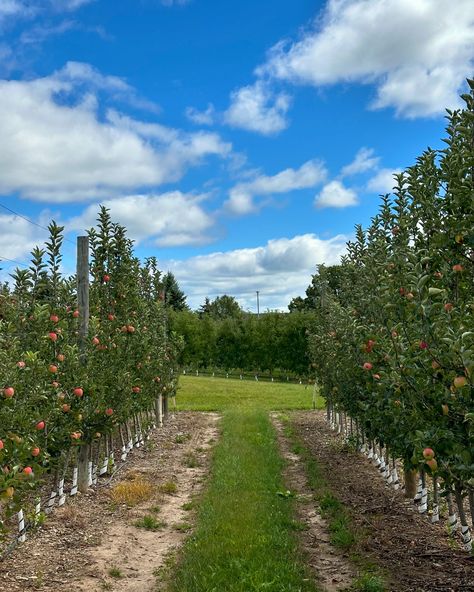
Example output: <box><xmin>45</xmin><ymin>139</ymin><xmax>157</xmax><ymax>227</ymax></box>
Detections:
<box><xmin>176</xmin><ymin>375</ymin><xmax>324</xmax><ymax>412</ymax></box>
<box><xmin>167</xmin><ymin>408</ymin><xmax>320</xmax><ymax>592</ymax></box>
<box><xmin>134</xmin><ymin>515</ymin><xmax>167</xmax><ymax>531</ymax></box>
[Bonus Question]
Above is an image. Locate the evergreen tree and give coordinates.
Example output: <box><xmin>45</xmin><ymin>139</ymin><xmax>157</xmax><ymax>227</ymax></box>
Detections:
<box><xmin>162</xmin><ymin>271</ymin><xmax>188</xmax><ymax>311</ymax></box>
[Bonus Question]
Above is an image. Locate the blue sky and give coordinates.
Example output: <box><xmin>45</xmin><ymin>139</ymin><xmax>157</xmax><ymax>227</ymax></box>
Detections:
<box><xmin>0</xmin><ymin>0</ymin><xmax>472</xmax><ymax>310</ymax></box>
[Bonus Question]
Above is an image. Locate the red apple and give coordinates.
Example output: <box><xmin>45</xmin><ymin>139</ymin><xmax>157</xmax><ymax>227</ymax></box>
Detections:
<box><xmin>452</xmin><ymin>264</ymin><xmax>464</xmax><ymax>273</ymax></box>
<box><xmin>62</xmin><ymin>404</ymin><xmax>70</xmax><ymax>412</ymax></box>
<box><xmin>419</xmin><ymin>341</ymin><xmax>428</xmax><ymax>350</ymax></box>
<box><xmin>31</xmin><ymin>447</ymin><xmax>40</xmax><ymax>457</ymax></box>
<box><xmin>23</xmin><ymin>466</ymin><xmax>33</xmax><ymax>475</ymax></box>
<box><xmin>36</xmin><ymin>421</ymin><xmax>45</xmax><ymax>430</ymax></box>
<box><xmin>0</xmin><ymin>440</ymin><xmax>4</xmax><ymax>450</ymax></box>
<box><xmin>3</xmin><ymin>387</ymin><xmax>14</xmax><ymax>398</ymax></box>
<box><xmin>453</xmin><ymin>376</ymin><xmax>467</xmax><ymax>389</ymax></box>
<box><xmin>422</xmin><ymin>447</ymin><xmax>435</xmax><ymax>460</ymax></box>
<box><xmin>373</xmin><ymin>374</ymin><xmax>381</xmax><ymax>380</ymax></box>
<box><xmin>426</xmin><ymin>458</ymin><xmax>438</xmax><ymax>471</ymax></box>
<box><xmin>132</xmin><ymin>386</ymin><xmax>141</xmax><ymax>393</ymax></box>
<box><xmin>50</xmin><ymin>314</ymin><xmax>59</xmax><ymax>323</ymax></box>
<box><xmin>16</xmin><ymin>361</ymin><xmax>25</xmax><ymax>369</ymax></box>
<box><xmin>48</xmin><ymin>332</ymin><xmax>58</xmax><ymax>342</ymax></box>
<box><xmin>70</xmin><ymin>432</ymin><xmax>81</xmax><ymax>440</ymax></box>
<box><xmin>92</xmin><ymin>336</ymin><xmax>100</xmax><ymax>346</ymax></box>
<box><xmin>52</xmin><ymin>381</ymin><xmax>59</xmax><ymax>388</ymax></box>
<box><xmin>73</xmin><ymin>387</ymin><xmax>84</xmax><ymax>398</ymax></box>
<box><xmin>127</xmin><ymin>325</ymin><xmax>135</xmax><ymax>333</ymax></box>
<box><xmin>103</xmin><ymin>274</ymin><xmax>111</xmax><ymax>283</ymax></box>
<box><xmin>72</xmin><ymin>310</ymin><xmax>79</xmax><ymax>318</ymax></box>
<box><xmin>444</xmin><ymin>303</ymin><xmax>453</xmax><ymax>312</ymax></box>
<box><xmin>363</xmin><ymin>362</ymin><xmax>373</xmax><ymax>371</ymax></box>
<box><xmin>48</xmin><ymin>364</ymin><xmax>58</xmax><ymax>374</ymax></box>
<box><xmin>57</xmin><ymin>353</ymin><xmax>65</xmax><ymax>362</ymax></box>
<box><xmin>107</xmin><ymin>314</ymin><xmax>115</xmax><ymax>321</ymax></box>
<box><xmin>105</xmin><ymin>408</ymin><xmax>114</xmax><ymax>416</ymax></box>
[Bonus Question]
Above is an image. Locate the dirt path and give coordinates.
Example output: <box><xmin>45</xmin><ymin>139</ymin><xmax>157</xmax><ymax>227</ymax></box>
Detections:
<box><xmin>0</xmin><ymin>412</ymin><xmax>219</xmax><ymax>592</ymax></box>
<box><xmin>291</xmin><ymin>410</ymin><xmax>474</xmax><ymax>592</ymax></box>
<box><xmin>271</xmin><ymin>414</ymin><xmax>356</xmax><ymax>592</ymax></box>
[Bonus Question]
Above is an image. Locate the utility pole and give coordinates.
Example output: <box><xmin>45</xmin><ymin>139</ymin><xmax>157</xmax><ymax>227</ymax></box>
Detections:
<box><xmin>256</xmin><ymin>290</ymin><xmax>260</xmax><ymax>319</ymax></box>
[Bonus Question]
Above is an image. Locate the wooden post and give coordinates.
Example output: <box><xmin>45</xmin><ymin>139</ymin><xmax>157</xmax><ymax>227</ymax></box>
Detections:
<box><xmin>77</xmin><ymin>236</ymin><xmax>90</xmax><ymax>493</ymax></box>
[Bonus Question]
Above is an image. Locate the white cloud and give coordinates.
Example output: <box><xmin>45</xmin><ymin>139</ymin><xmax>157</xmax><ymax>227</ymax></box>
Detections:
<box><xmin>166</xmin><ymin>233</ymin><xmax>348</xmax><ymax>310</ymax></box>
<box><xmin>0</xmin><ymin>65</ymin><xmax>231</xmax><ymax>202</ymax></box>
<box><xmin>68</xmin><ymin>192</ymin><xmax>215</xmax><ymax>247</ymax></box>
<box><xmin>0</xmin><ymin>212</ymin><xmax>48</xmax><ymax>264</ymax></box>
<box><xmin>367</xmin><ymin>168</ymin><xmax>402</xmax><ymax>193</ymax></box>
<box><xmin>226</xmin><ymin>159</ymin><xmax>327</xmax><ymax>214</ymax></box>
<box><xmin>224</xmin><ymin>81</ymin><xmax>291</xmax><ymax>135</ymax></box>
<box><xmin>315</xmin><ymin>180</ymin><xmax>358</xmax><ymax>208</ymax></box>
<box><xmin>341</xmin><ymin>147</ymin><xmax>379</xmax><ymax>177</ymax></box>
<box><xmin>258</xmin><ymin>0</ymin><xmax>474</xmax><ymax>117</ymax></box>
<box><xmin>185</xmin><ymin>103</ymin><xmax>216</xmax><ymax>125</ymax></box>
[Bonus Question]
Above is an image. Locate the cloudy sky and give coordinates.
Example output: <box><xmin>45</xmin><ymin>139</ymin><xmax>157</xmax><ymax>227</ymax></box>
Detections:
<box><xmin>0</xmin><ymin>0</ymin><xmax>472</xmax><ymax>310</ymax></box>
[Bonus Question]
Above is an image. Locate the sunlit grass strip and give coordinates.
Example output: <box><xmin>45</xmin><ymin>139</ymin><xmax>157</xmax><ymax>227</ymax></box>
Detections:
<box><xmin>176</xmin><ymin>375</ymin><xmax>325</xmax><ymax>412</ymax></box>
<box><xmin>168</xmin><ymin>409</ymin><xmax>320</xmax><ymax>592</ymax></box>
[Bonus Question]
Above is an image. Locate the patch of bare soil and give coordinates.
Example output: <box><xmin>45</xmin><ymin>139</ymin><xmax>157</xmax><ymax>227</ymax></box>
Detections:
<box><xmin>0</xmin><ymin>412</ymin><xmax>219</xmax><ymax>592</ymax></box>
<box><xmin>271</xmin><ymin>414</ymin><xmax>356</xmax><ymax>592</ymax></box>
<box><xmin>291</xmin><ymin>411</ymin><xmax>474</xmax><ymax>592</ymax></box>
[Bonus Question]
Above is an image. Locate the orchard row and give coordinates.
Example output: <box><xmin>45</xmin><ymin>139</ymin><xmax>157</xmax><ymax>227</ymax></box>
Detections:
<box><xmin>0</xmin><ymin>207</ymin><xmax>180</xmax><ymax>526</ymax></box>
<box><xmin>308</xmin><ymin>83</ymin><xmax>474</xmax><ymax>544</ymax></box>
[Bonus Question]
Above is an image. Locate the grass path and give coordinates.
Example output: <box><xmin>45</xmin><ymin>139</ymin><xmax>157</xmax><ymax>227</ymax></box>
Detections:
<box><xmin>166</xmin><ymin>377</ymin><xmax>322</xmax><ymax>592</ymax></box>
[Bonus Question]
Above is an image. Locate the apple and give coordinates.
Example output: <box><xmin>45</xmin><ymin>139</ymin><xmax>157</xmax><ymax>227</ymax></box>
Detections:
<box><xmin>52</xmin><ymin>381</ymin><xmax>59</xmax><ymax>388</ymax></box>
<box><xmin>391</xmin><ymin>330</ymin><xmax>398</xmax><ymax>338</ymax></box>
<box><xmin>36</xmin><ymin>421</ymin><xmax>45</xmax><ymax>430</ymax></box>
<box><xmin>127</xmin><ymin>325</ymin><xmax>135</xmax><ymax>333</ymax></box>
<box><xmin>453</xmin><ymin>376</ymin><xmax>467</xmax><ymax>389</ymax></box>
<box><xmin>132</xmin><ymin>386</ymin><xmax>141</xmax><ymax>393</ymax></box>
<box><xmin>431</xmin><ymin>360</ymin><xmax>440</xmax><ymax>370</ymax></box>
<box><xmin>103</xmin><ymin>274</ymin><xmax>111</xmax><ymax>283</ymax></box>
<box><xmin>0</xmin><ymin>440</ymin><xmax>4</xmax><ymax>450</ymax></box>
<box><xmin>5</xmin><ymin>486</ymin><xmax>14</xmax><ymax>497</ymax></box>
<box><xmin>73</xmin><ymin>387</ymin><xmax>84</xmax><ymax>398</ymax></box>
<box><xmin>16</xmin><ymin>361</ymin><xmax>25</xmax><ymax>369</ymax></box>
<box><xmin>107</xmin><ymin>314</ymin><xmax>115</xmax><ymax>321</ymax></box>
<box><xmin>373</xmin><ymin>374</ymin><xmax>381</xmax><ymax>380</ymax></box>
<box><xmin>433</xmin><ymin>272</ymin><xmax>443</xmax><ymax>279</ymax></box>
<box><xmin>422</xmin><ymin>447</ymin><xmax>435</xmax><ymax>460</ymax></box>
<box><xmin>406</xmin><ymin>292</ymin><xmax>414</xmax><ymax>300</ymax></box>
<box><xmin>419</xmin><ymin>341</ymin><xmax>428</xmax><ymax>350</ymax></box>
<box><xmin>31</xmin><ymin>447</ymin><xmax>40</xmax><ymax>457</ymax></box>
<box><xmin>399</xmin><ymin>287</ymin><xmax>405</xmax><ymax>296</ymax></box>
<box><xmin>57</xmin><ymin>353</ymin><xmax>65</xmax><ymax>362</ymax></box>
<box><xmin>92</xmin><ymin>336</ymin><xmax>100</xmax><ymax>346</ymax></box>
<box><xmin>426</xmin><ymin>458</ymin><xmax>438</xmax><ymax>472</ymax></box>
<box><xmin>70</xmin><ymin>432</ymin><xmax>81</xmax><ymax>440</ymax></box>
<box><xmin>452</xmin><ymin>264</ymin><xmax>464</xmax><ymax>273</ymax></box>
<box><xmin>444</xmin><ymin>303</ymin><xmax>453</xmax><ymax>312</ymax></box>
<box><xmin>3</xmin><ymin>387</ymin><xmax>14</xmax><ymax>398</ymax></box>
<box><xmin>105</xmin><ymin>408</ymin><xmax>114</xmax><ymax>416</ymax></box>
<box><xmin>50</xmin><ymin>314</ymin><xmax>59</xmax><ymax>323</ymax></box>
<box><xmin>48</xmin><ymin>364</ymin><xmax>58</xmax><ymax>374</ymax></box>
<box><xmin>48</xmin><ymin>331</ymin><xmax>58</xmax><ymax>342</ymax></box>
<box><xmin>62</xmin><ymin>404</ymin><xmax>70</xmax><ymax>413</ymax></box>
<box><xmin>23</xmin><ymin>466</ymin><xmax>33</xmax><ymax>475</ymax></box>
<box><xmin>363</xmin><ymin>362</ymin><xmax>373</xmax><ymax>371</ymax></box>
<box><xmin>154</xmin><ymin>376</ymin><xmax>161</xmax><ymax>383</ymax></box>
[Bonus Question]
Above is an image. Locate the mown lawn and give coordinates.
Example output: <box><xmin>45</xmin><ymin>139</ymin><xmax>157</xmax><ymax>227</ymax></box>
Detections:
<box><xmin>175</xmin><ymin>374</ymin><xmax>325</xmax><ymax>412</ymax></box>
<box><xmin>167</xmin><ymin>407</ymin><xmax>320</xmax><ymax>592</ymax></box>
